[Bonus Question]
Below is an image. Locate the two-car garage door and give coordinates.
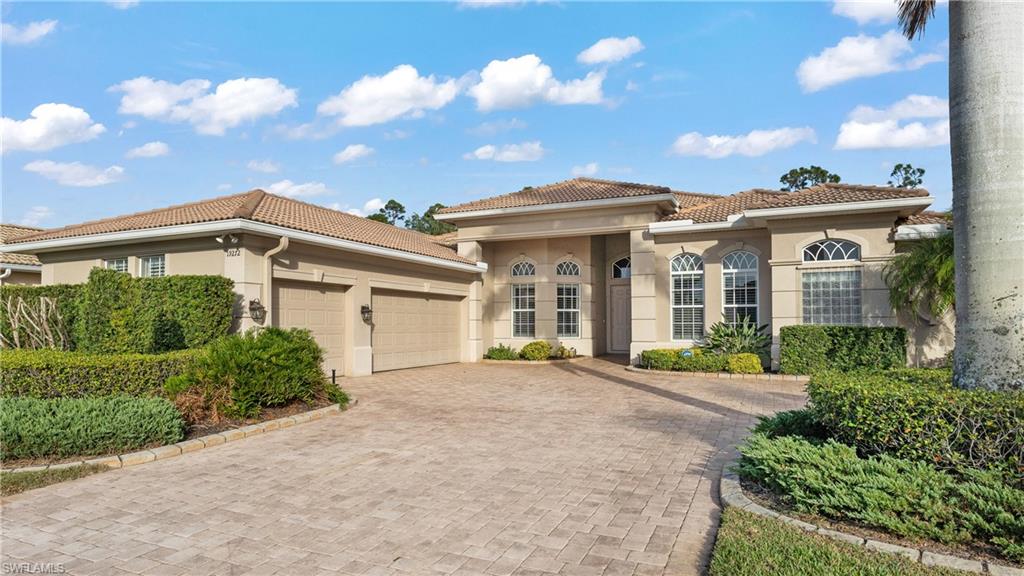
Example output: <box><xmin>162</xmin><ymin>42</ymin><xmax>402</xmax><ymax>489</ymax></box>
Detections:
<box><xmin>371</xmin><ymin>289</ymin><xmax>461</xmax><ymax>372</ymax></box>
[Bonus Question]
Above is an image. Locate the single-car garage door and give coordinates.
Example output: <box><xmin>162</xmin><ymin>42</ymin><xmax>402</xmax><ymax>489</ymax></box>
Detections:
<box><xmin>371</xmin><ymin>289</ymin><xmax>461</xmax><ymax>372</ymax></box>
<box><xmin>273</xmin><ymin>280</ymin><xmax>346</xmax><ymax>376</ymax></box>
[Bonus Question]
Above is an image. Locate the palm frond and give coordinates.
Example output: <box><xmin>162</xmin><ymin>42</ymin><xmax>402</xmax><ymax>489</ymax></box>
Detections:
<box><xmin>898</xmin><ymin>0</ymin><xmax>937</xmax><ymax>40</ymax></box>
<box><xmin>884</xmin><ymin>231</ymin><xmax>955</xmax><ymax>320</ymax></box>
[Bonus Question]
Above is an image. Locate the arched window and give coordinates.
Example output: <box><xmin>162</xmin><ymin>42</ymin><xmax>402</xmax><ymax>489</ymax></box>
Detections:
<box><xmin>803</xmin><ymin>239</ymin><xmax>860</xmax><ymax>262</ymax></box>
<box><xmin>510</xmin><ymin>261</ymin><xmax>535</xmax><ymax>277</ymax></box>
<box><xmin>555</xmin><ymin>261</ymin><xmax>581</xmax><ymax>276</ymax></box>
<box><xmin>611</xmin><ymin>257</ymin><xmax>631</xmax><ymax>279</ymax></box>
<box><xmin>801</xmin><ymin>239</ymin><xmax>862</xmax><ymax>325</ymax></box>
<box><xmin>671</xmin><ymin>253</ymin><xmax>704</xmax><ymax>340</ymax></box>
<box><xmin>722</xmin><ymin>251</ymin><xmax>758</xmax><ymax>326</ymax></box>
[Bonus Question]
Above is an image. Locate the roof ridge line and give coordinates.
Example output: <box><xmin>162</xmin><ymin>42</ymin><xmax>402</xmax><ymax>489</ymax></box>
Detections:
<box><xmin>232</xmin><ymin>189</ymin><xmax>267</xmax><ymax>219</ymax></box>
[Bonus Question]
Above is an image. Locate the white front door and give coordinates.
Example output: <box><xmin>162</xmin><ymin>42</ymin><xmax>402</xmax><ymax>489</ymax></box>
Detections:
<box><xmin>609</xmin><ymin>283</ymin><xmax>631</xmax><ymax>352</ymax></box>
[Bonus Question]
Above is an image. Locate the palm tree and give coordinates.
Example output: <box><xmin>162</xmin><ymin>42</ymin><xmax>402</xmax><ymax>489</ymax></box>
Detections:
<box><xmin>898</xmin><ymin>0</ymin><xmax>1024</xmax><ymax>390</ymax></box>
<box><xmin>885</xmin><ymin>226</ymin><xmax>954</xmax><ymax>320</ymax></box>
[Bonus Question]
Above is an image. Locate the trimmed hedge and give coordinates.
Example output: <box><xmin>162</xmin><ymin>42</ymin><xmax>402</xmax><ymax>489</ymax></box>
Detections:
<box><xmin>520</xmin><ymin>340</ymin><xmax>552</xmax><ymax>361</ymax></box>
<box><xmin>77</xmin><ymin>268</ymin><xmax>235</xmax><ymax>353</ymax></box>
<box><xmin>0</xmin><ymin>284</ymin><xmax>82</xmax><ymax>350</ymax></box>
<box><xmin>0</xmin><ymin>395</ymin><xmax>185</xmax><ymax>459</ymax></box>
<box><xmin>738</xmin><ymin>433</ymin><xmax>1024</xmax><ymax>561</ymax></box>
<box><xmin>779</xmin><ymin>326</ymin><xmax>907</xmax><ymax>374</ymax></box>
<box><xmin>677</xmin><ymin>350</ymin><xmax>730</xmax><ymax>372</ymax></box>
<box><xmin>0</xmin><ymin>349</ymin><xmax>202</xmax><ymax>398</ymax></box>
<box><xmin>727</xmin><ymin>353</ymin><xmax>763</xmax><ymax>374</ymax></box>
<box><xmin>638</xmin><ymin>348</ymin><xmax>748</xmax><ymax>373</ymax></box>
<box><xmin>808</xmin><ymin>370</ymin><xmax>1024</xmax><ymax>483</ymax></box>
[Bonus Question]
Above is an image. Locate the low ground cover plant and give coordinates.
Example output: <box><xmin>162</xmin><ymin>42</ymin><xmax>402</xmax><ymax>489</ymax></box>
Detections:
<box><xmin>0</xmin><ymin>396</ymin><xmax>185</xmax><ymax>460</ymax></box>
<box><xmin>0</xmin><ymin>464</ymin><xmax>108</xmax><ymax>497</ymax></box>
<box><xmin>519</xmin><ymin>340</ymin><xmax>552</xmax><ymax>361</ymax></box>
<box><xmin>779</xmin><ymin>325</ymin><xmax>906</xmax><ymax>374</ymax></box>
<box><xmin>484</xmin><ymin>344</ymin><xmax>519</xmax><ymax>360</ymax></box>
<box><xmin>752</xmin><ymin>409</ymin><xmax>827</xmax><ymax>442</ymax></box>
<box><xmin>737</xmin><ymin>433</ymin><xmax>1024</xmax><ymax>561</ymax></box>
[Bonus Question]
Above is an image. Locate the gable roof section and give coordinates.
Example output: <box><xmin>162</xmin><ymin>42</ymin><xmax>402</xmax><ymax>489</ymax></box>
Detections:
<box><xmin>7</xmin><ymin>190</ymin><xmax>474</xmax><ymax>265</ymax></box>
<box><xmin>1</xmin><ymin>224</ymin><xmax>44</xmax><ymax>267</ymax></box>
<box><xmin>901</xmin><ymin>210</ymin><xmax>950</xmax><ymax>226</ymax></box>
<box><xmin>437</xmin><ymin>177</ymin><xmax>715</xmax><ymax>215</ymax></box>
<box><xmin>661</xmin><ymin>189</ymin><xmax>786</xmax><ymax>223</ymax></box>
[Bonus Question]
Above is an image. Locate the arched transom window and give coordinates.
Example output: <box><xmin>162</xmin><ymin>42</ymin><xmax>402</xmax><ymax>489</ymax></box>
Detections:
<box><xmin>611</xmin><ymin>257</ymin><xmax>631</xmax><ymax>279</ymax></box>
<box><xmin>803</xmin><ymin>239</ymin><xmax>860</xmax><ymax>262</ymax></box>
<box><xmin>670</xmin><ymin>253</ymin><xmax>704</xmax><ymax>340</ymax></box>
<box><xmin>510</xmin><ymin>261</ymin><xmax>536</xmax><ymax>277</ymax></box>
<box><xmin>722</xmin><ymin>251</ymin><xmax>758</xmax><ymax>326</ymax></box>
<box><xmin>555</xmin><ymin>261</ymin><xmax>581</xmax><ymax>276</ymax></box>
<box><xmin>801</xmin><ymin>240</ymin><xmax>862</xmax><ymax>325</ymax></box>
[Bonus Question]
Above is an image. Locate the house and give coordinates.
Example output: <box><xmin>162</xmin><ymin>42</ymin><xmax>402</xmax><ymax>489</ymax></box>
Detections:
<box><xmin>1</xmin><ymin>224</ymin><xmax>44</xmax><ymax>285</ymax></box>
<box><xmin>1</xmin><ymin>178</ymin><xmax>952</xmax><ymax>374</ymax></box>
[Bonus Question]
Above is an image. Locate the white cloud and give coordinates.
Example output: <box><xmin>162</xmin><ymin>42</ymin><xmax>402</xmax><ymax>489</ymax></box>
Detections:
<box><xmin>344</xmin><ymin>198</ymin><xmax>386</xmax><ymax>217</ymax></box>
<box><xmin>836</xmin><ymin>94</ymin><xmax>950</xmax><ymax>149</ymax></box>
<box><xmin>577</xmin><ymin>36</ymin><xmax>645</xmax><ymax>65</ymax></box>
<box><xmin>571</xmin><ymin>162</ymin><xmax>599</xmax><ymax>176</ymax></box>
<box><xmin>268</xmin><ymin>121</ymin><xmax>338</xmax><ymax>141</ymax></box>
<box><xmin>247</xmin><ymin>159</ymin><xmax>280</xmax><ymax>173</ymax></box>
<box><xmin>24</xmin><ymin>160</ymin><xmax>125</xmax><ymax>187</ymax></box>
<box><xmin>333</xmin><ymin>144</ymin><xmax>375</xmax><ymax>165</ymax></box>
<box><xmin>468</xmin><ymin>55</ymin><xmax>605</xmax><ymax>111</ymax></box>
<box><xmin>265</xmin><ymin>179</ymin><xmax>330</xmax><ymax>198</ymax></box>
<box><xmin>797</xmin><ymin>31</ymin><xmax>942</xmax><ymax>92</ymax></box>
<box><xmin>108</xmin><ymin>0</ymin><xmax>140</xmax><ymax>8</ymax></box>
<box><xmin>109</xmin><ymin>76</ymin><xmax>297</xmax><ymax>135</ymax></box>
<box><xmin>463</xmin><ymin>141</ymin><xmax>545</xmax><ymax>162</ymax></box>
<box><xmin>1</xmin><ymin>103</ymin><xmax>106</xmax><ymax>153</ymax></box>
<box><xmin>317</xmin><ymin>65</ymin><xmax>459</xmax><ymax>127</ymax></box>
<box><xmin>125</xmin><ymin>141</ymin><xmax>169</xmax><ymax>158</ymax></box>
<box><xmin>671</xmin><ymin>127</ymin><xmax>816</xmax><ymax>159</ymax></box>
<box><xmin>625</xmin><ymin>80</ymin><xmax>640</xmax><ymax>92</ymax></box>
<box><xmin>216</xmin><ymin>183</ymin><xmax>232</xmax><ymax>191</ymax></box>
<box><xmin>832</xmin><ymin>1</ymin><xmax>897</xmax><ymax>24</ymax></box>
<box><xmin>1</xmin><ymin>20</ymin><xmax>58</xmax><ymax>45</ymax></box>
<box><xmin>20</xmin><ymin>206</ymin><xmax>54</xmax><ymax>227</ymax></box>
<box><xmin>467</xmin><ymin>118</ymin><xmax>527</xmax><ymax>136</ymax></box>
<box><xmin>383</xmin><ymin>129</ymin><xmax>410</xmax><ymax>140</ymax></box>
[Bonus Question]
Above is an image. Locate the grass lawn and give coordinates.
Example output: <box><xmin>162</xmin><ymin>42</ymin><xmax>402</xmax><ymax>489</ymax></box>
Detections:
<box><xmin>1</xmin><ymin>465</ymin><xmax>108</xmax><ymax>497</ymax></box>
<box><xmin>709</xmin><ymin>508</ymin><xmax>963</xmax><ymax>576</ymax></box>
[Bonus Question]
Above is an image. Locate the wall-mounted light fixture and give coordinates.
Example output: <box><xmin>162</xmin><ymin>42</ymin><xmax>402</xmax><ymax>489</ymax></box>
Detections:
<box><xmin>248</xmin><ymin>299</ymin><xmax>267</xmax><ymax>323</ymax></box>
<box><xmin>216</xmin><ymin>234</ymin><xmax>239</xmax><ymax>245</ymax></box>
<box><xmin>360</xmin><ymin>304</ymin><xmax>373</xmax><ymax>324</ymax></box>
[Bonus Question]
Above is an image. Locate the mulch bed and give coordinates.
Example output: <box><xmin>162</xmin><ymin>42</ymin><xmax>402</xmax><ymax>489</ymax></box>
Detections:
<box><xmin>740</xmin><ymin>478</ymin><xmax>1022</xmax><ymax>569</ymax></box>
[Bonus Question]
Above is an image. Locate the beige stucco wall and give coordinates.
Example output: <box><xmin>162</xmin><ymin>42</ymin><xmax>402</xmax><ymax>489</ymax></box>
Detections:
<box><xmin>1</xmin><ymin>269</ymin><xmax>41</xmax><ymax>285</ymax></box>
<box><xmin>40</xmin><ymin>237</ymin><xmax>227</xmax><ymax>285</ymax></box>
<box><xmin>453</xmin><ymin>204</ymin><xmax>663</xmax><ymax>242</ymax></box>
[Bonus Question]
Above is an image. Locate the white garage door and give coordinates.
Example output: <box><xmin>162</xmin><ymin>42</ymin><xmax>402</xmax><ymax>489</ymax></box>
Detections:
<box><xmin>371</xmin><ymin>290</ymin><xmax>461</xmax><ymax>372</ymax></box>
<box><xmin>272</xmin><ymin>280</ymin><xmax>346</xmax><ymax>376</ymax></box>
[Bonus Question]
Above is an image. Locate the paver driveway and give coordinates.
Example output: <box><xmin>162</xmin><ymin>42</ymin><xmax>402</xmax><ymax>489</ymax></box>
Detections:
<box><xmin>1</xmin><ymin>357</ymin><xmax>805</xmax><ymax>576</ymax></box>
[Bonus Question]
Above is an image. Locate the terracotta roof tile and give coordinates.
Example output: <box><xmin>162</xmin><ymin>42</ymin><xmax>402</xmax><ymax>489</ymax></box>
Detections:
<box><xmin>902</xmin><ymin>210</ymin><xmax>950</xmax><ymax>226</ymax></box>
<box><xmin>7</xmin><ymin>191</ymin><xmax>474</xmax><ymax>265</ymax></box>
<box><xmin>661</xmin><ymin>189</ymin><xmax>786</xmax><ymax>223</ymax></box>
<box><xmin>1</xmin><ymin>224</ymin><xmax>43</xmax><ymax>267</ymax></box>
<box><xmin>438</xmin><ymin>177</ymin><xmax>711</xmax><ymax>214</ymax></box>
<box><xmin>747</xmin><ymin>183</ymin><xmax>929</xmax><ymax>209</ymax></box>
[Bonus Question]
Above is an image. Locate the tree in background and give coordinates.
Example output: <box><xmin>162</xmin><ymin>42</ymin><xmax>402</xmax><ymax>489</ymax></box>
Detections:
<box><xmin>367</xmin><ymin>199</ymin><xmax>406</xmax><ymax>225</ymax></box>
<box><xmin>406</xmin><ymin>203</ymin><xmax>456</xmax><ymax>236</ymax></box>
<box><xmin>779</xmin><ymin>166</ymin><xmax>841</xmax><ymax>191</ymax></box>
<box><xmin>889</xmin><ymin>163</ymin><xmax>926</xmax><ymax>188</ymax></box>
<box><xmin>899</xmin><ymin>0</ymin><xmax>1024</xmax><ymax>390</ymax></box>
<box><xmin>884</xmin><ymin>215</ymin><xmax>954</xmax><ymax>321</ymax></box>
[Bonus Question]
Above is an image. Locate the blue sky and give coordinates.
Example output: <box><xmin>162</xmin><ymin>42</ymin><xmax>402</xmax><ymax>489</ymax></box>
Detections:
<box><xmin>2</xmin><ymin>1</ymin><xmax>952</xmax><ymax>228</ymax></box>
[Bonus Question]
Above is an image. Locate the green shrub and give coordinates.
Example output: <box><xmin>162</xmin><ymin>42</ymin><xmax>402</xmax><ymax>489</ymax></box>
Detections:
<box><xmin>640</xmin><ymin>348</ymin><xmax>679</xmax><ymax>370</ymax></box>
<box><xmin>752</xmin><ymin>409</ymin><xmax>827</xmax><ymax>442</ymax></box>
<box><xmin>779</xmin><ymin>326</ymin><xmax>907</xmax><ymax>374</ymax></box>
<box><xmin>519</xmin><ymin>340</ymin><xmax>552</xmax><ymax>361</ymax></box>
<box><xmin>76</xmin><ymin>268</ymin><xmax>234</xmax><ymax>353</ymax></box>
<box><xmin>0</xmin><ymin>395</ymin><xmax>184</xmax><ymax>459</ymax></box>
<box><xmin>727</xmin><ymin>353</ymin><xmax>764</xmax><ymax>374</ymax></box>
<box><xmin>555</xmin><ymin>345</ymin><xmax>578</xmax><ymax>359</ymax></box>
<box><xmin>738</xmin><ymin>433</ymin><xmax>1024</xmax><ymax>561</ymax></box>
<box><xmin>0</xmin><ymin>284</ymin><xmax>82</xmax><ymax>350</ymax></box>
<box><xmin>676</xmin><ymin>349</ymin><xmax>729</xmax><ymax>372</ymax></box>
<box><xmin>166</xmin><ymin>328</ymin><xmax>328</xmax><ymax>418</ymax></box>
<box><xmin>808</xmin><ymin>370</ymin><xmax>1024</xmax><ymax>483</ymax></box>
<box><xmin>484</xmin><ymin>344</ymin><xmax>519</xmax><ymax>360</ymax></box>
<box><xmin>706</xmin><ymin>318</ymin><xmax>770</xmax><ymax>356</ymax></box>
<box><xmin>0</xmin><ymin>348</ymin><xmax>202</xmax><ymax>398</ymax></box>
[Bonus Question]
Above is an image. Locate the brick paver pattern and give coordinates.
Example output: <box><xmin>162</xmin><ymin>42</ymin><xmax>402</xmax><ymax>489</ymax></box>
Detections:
<box><xmin>0</xmin><ymin>358</ymin><xmax>805</xmax><ymax>576</ymax></box>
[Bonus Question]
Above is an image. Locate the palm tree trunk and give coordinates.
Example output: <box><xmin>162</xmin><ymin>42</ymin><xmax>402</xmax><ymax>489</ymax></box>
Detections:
<box><xmin>949</xmin><ymin>1</ymin><xmax>1024</xmax><ymax>390</ymax></box>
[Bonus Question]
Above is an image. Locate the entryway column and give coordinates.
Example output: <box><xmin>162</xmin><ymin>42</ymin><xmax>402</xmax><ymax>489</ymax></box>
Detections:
<box><xmin>458</xmin><ymin>240</ymin><xmax>484</xmax><ymax>362</ymax></box>
<box><xmin>629</xmin><ymin>229</ymin><xmax>657</xmax><ymax>361</ymax></box>
<box><xmin>349</xmin><ymin>278</ymin><xmax>373</xmax><ymax>376</ymax></box>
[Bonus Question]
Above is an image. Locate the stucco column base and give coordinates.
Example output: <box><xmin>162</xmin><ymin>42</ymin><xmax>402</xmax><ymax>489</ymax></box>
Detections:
<box><xmin>351</xmin><ymin>345</ymin><xmax>373</xmax><ymax>376</ymax></box>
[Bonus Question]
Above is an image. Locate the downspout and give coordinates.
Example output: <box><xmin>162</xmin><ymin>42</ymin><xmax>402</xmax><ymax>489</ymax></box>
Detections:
<box><xmin>0</xmin><ymin>268</ymin><xmax>11</xmax><ymax>281</ymax></box>
<box><xmin>262</xmin><ymin>236</ymin><xmax>289</xmax><ymax>326</ymax></box>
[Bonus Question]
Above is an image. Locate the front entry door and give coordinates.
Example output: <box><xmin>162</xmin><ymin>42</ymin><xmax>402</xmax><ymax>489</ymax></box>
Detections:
<box><xmin>609</xmin><ymin>283</ymin><xmax>632</xmax><ymax>353</ymax></box>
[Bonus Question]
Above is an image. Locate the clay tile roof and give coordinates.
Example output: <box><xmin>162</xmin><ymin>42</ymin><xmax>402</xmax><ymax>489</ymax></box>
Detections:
<box><xmin>1</xmin><ymin>224</ymin><xmax>44</xmax><ymax>267</ymax></box>
<box><xmin>902</xmin><ymin>210</ymin><xmax>951</xmax><ymax>226</ymax></box>
<box><xmin>660</xmin><ymin>189</ymin><xmax>786</xmax><ymax>223</ymax></box>
<box><xmin>746</xmin><ymin>183</ymin><xmax>929</xmax><ymax>209</ymax></box>
<box><xmin>437</xmin><ymin>177</ymin><xmax>694</xmax><ymax>214</ymax></box>
<box><xmin>7</xmin><ymin>190</ymin><xmax>474</xmax><ymax>265</ymax></box>
<box><xmin>427</xmin><ymin>231</ymin><xmax>458</xmax><ymax>248</ymax></box>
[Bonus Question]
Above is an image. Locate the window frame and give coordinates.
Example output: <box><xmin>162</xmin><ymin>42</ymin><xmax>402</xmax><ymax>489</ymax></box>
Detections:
<box><xmin>510</xmin><ymin>260</ymin><xmax>536</xmax><ymax>278</ymax></box>
<box><xmin>670</xmin><ymin>253</ymin><xmax>705</xmax><ymax>341</ymax></box>
<box><xmin>511</xmin><ymin>283</ymin><xmax>536</xmax><ymax>338</ymax></box>
<box><xmin>138</xmin><ymin>254</ymin><xmax>166</xmax><ymax>278</ymax></box>
<box><xmin>104</xmin><ymin>257</ymin><xmax>129</xmax><ymax>274</ymax></box>
<box><xmin>611</xmin><ymin>257</ymin><xmax>631</xmax><ymax>279</ymax></box>
<box><xmin>721</xmin><ymin>251</ymin><xmax>758</xmax><ymax>327</ymax></box>
<box><xmin>556</xmin><ymin>283</ymin><xmax>580</xmax><ymax>338</ymax></box>
<box><xmin>800</xmin><ymin>239</ymin><xmax>863</xmax><ymax>326</ymax></box>
<box><xmin>555</xmin><ymin>260</ymin><xmax>581</xmax><ymax>277</ymax></box>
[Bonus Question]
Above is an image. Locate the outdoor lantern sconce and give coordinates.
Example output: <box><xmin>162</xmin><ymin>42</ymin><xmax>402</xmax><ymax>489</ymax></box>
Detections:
<box><xmin>361</xmin><ymin>304</ymin><xmax>373</xmax><ymax>324</ymax></box>
<box><xmin>248</xmin><ymin>299</ymin><xmax>267</xmax><ymax>323</ymax></box>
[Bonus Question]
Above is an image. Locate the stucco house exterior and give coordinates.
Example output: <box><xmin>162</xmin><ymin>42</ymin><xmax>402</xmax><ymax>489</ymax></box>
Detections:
<box><xmin>1</xmin><ymin>177</ymin><xmax>952</xmax><ymax>375</ymax></box>
<box><xmin>0</xmin><ymin>224</ymin><xmax>44</xmax><ymax>285</ymax></box>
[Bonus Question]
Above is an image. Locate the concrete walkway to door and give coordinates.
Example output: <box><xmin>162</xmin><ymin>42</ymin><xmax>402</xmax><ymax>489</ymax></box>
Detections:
<box><xmin>0</xmin><ymin>357</ymin><xmax>806</xmax><ymax>576</ymax></box>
